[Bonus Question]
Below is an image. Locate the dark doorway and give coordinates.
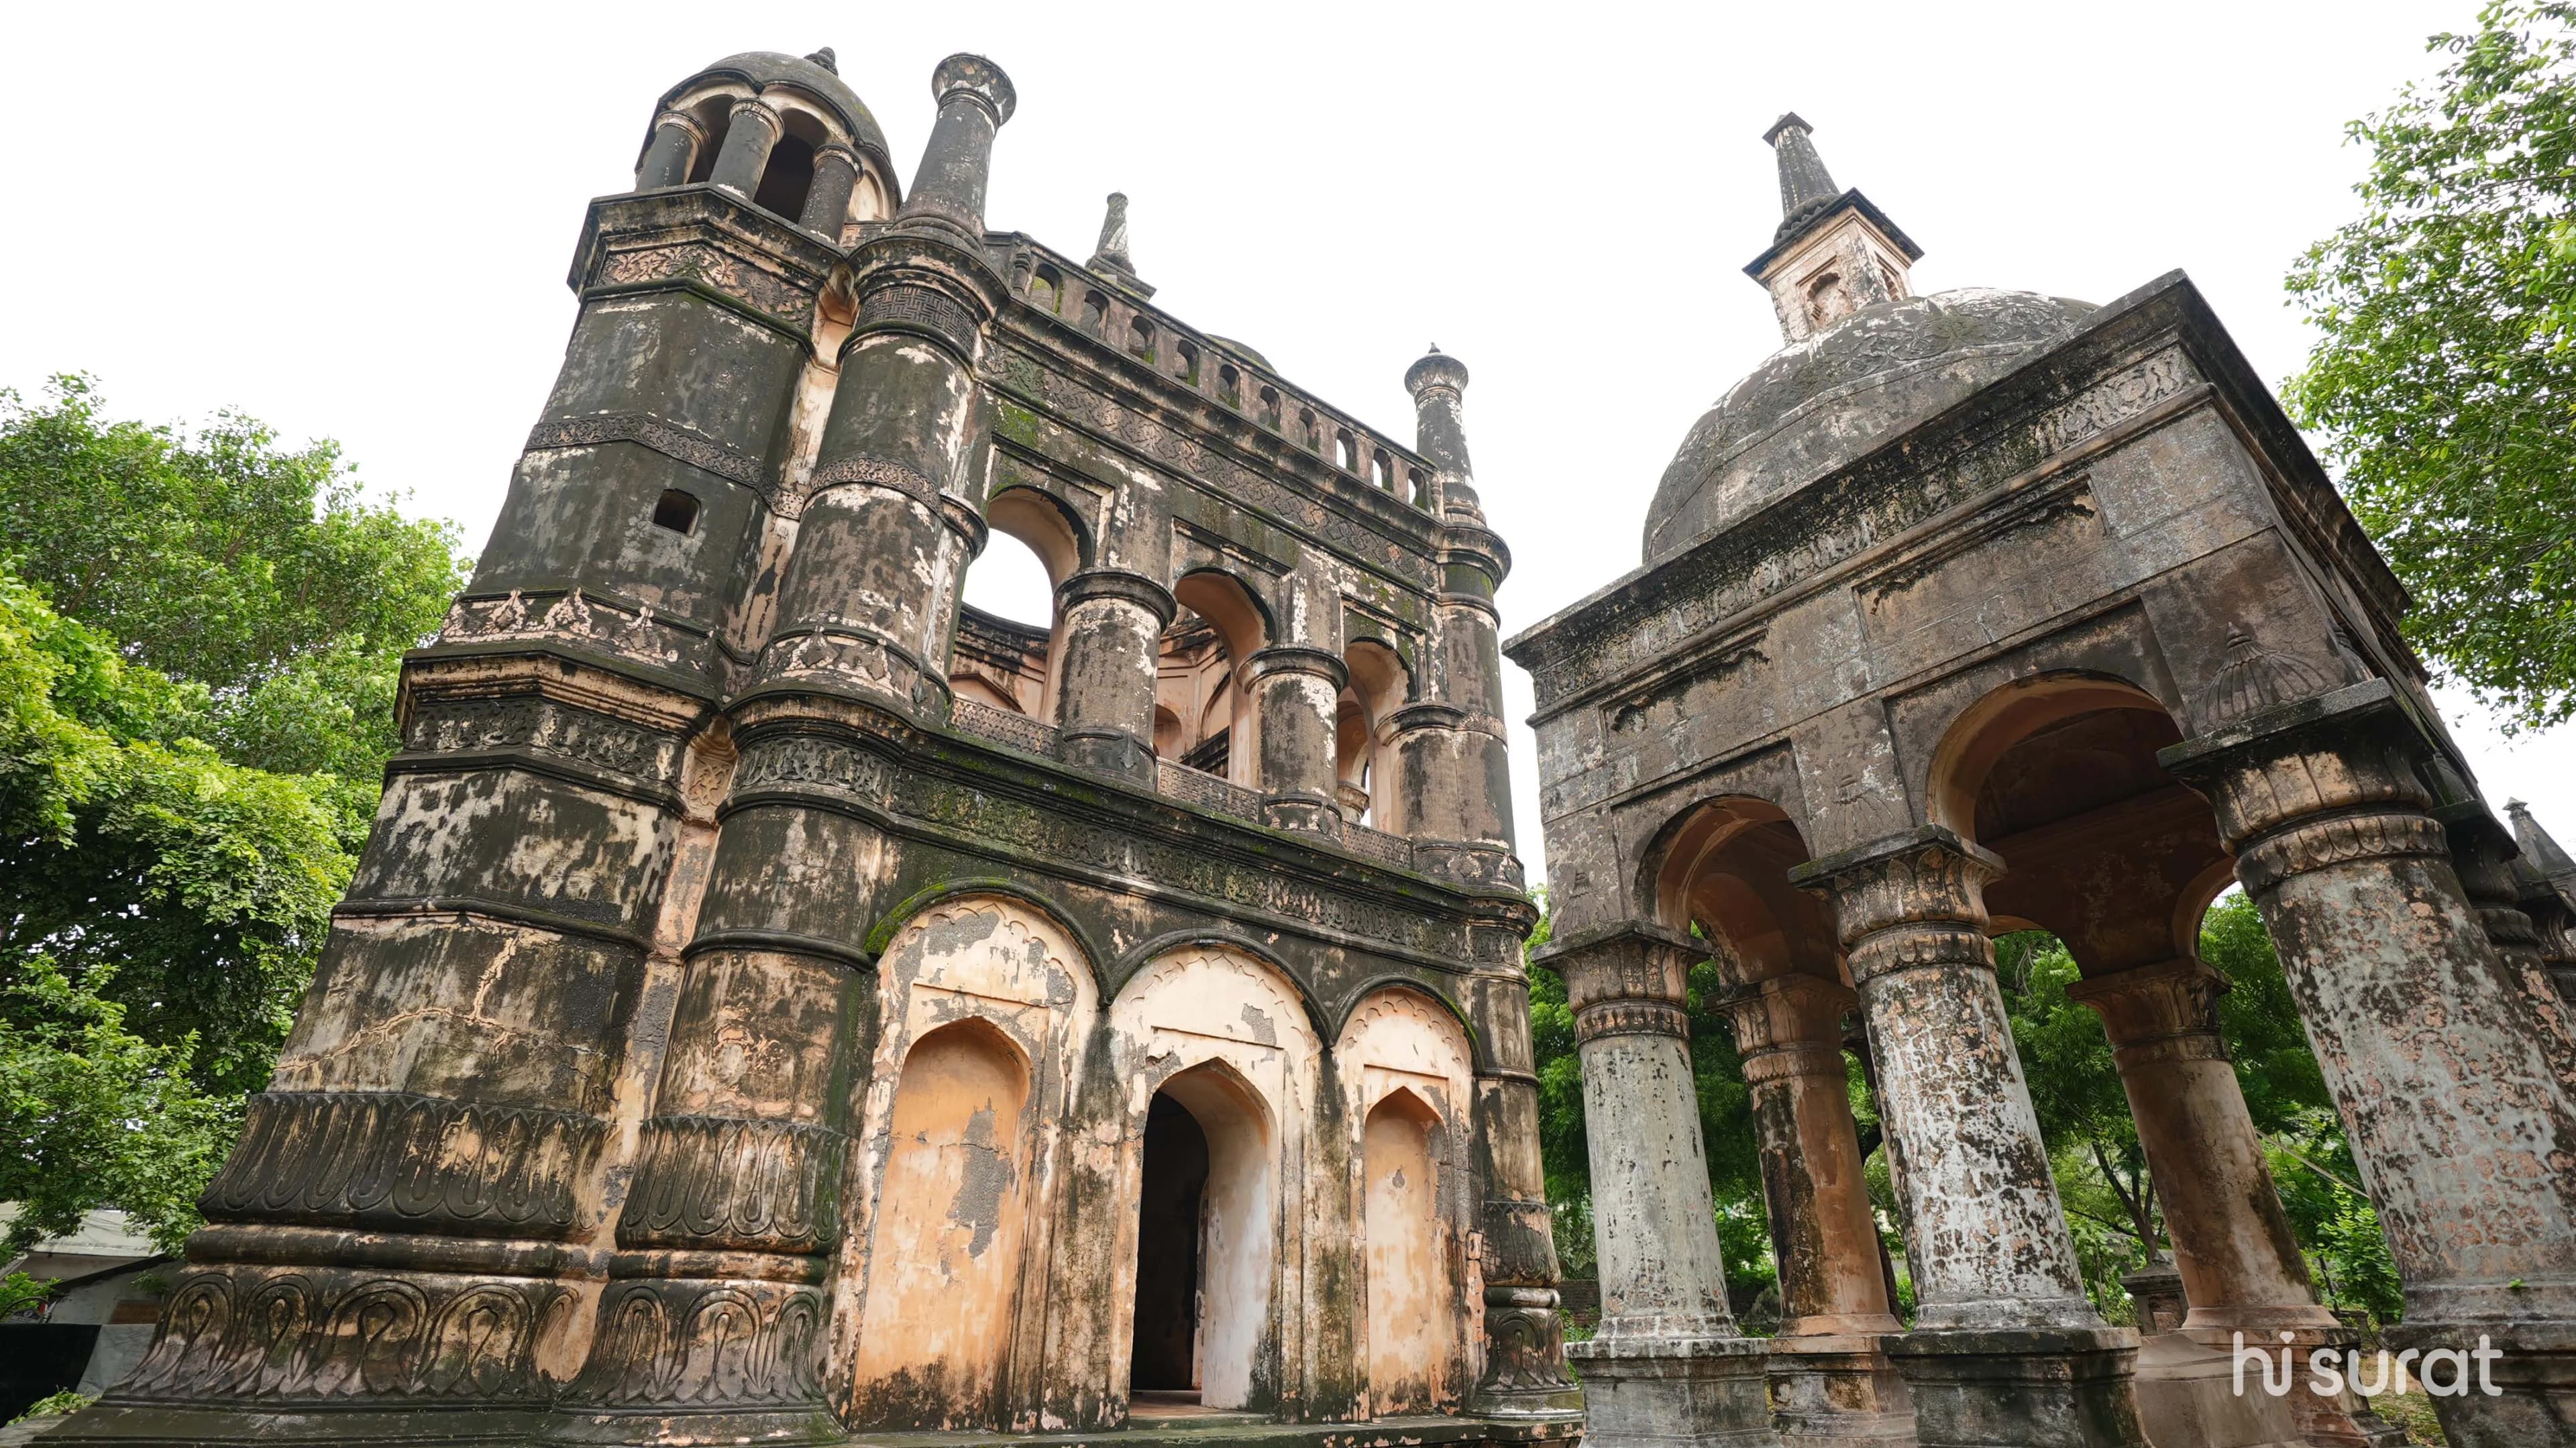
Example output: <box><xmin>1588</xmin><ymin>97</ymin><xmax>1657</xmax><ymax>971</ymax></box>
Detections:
<box><xmin>1130</xmin><ymin>1091</ymin><xmax>1209</xmax><ymax>1394</ymax></box>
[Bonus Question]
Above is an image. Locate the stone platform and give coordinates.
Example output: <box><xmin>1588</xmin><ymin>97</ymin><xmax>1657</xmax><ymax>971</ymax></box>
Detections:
<box><xmin>845</xmin><ymin>1414</ymin><xmax>1588</xmax><ymax>1448</ymax></box>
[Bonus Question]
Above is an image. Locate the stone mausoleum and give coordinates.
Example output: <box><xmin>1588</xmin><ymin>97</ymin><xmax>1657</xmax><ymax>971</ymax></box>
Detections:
<box><xmin>61</xmin><ymin>47</ymin><xmax>1576</xmax><ymax>1448</ymax></box>
<box><xmin>1506</xmin><ymin>117</ymin><xmax>2576</xmax><ymax>1448</ymax></box>
<box><xmin>45</xmin><ymin>43</ymin><xmax>2576</xmax><ymax>1448</ymax></box>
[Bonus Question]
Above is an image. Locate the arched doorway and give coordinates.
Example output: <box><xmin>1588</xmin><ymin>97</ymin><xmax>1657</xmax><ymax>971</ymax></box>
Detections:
<box><xmin>1127</xmin><ymin>1061</ymin><xmax>1276</xmax><ymax>1413</ymax></box>
<box><xmin>1362</xmin><ymin>1087</ymin><xmax>1444</xmax><ymax>1416</ymax></box>
<box><xmin>1129</xmin><ymin>1093</ymin><xmax>1208</xmax><ymax>1400</ymax></box>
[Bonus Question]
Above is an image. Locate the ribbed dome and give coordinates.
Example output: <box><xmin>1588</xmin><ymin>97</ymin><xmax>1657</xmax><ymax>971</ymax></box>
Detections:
<box><xmin>1642</xmin><ymin>288</ymin><xmax>2096</xmax><ymax>564</ymax></box>
<box><xmin>663</xmin><ymin>52</ymin><xmax>892</xmax><ymax>168</ymax></box>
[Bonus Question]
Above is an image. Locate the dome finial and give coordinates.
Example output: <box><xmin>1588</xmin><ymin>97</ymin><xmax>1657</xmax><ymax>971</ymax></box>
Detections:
<box><xmin>1764</xmin><ymin>113</ymin><xmax>1839</xmax><ymax>239</ymax></box>
<box><xmin>804</xmin><ymin>47</ymin><xmax>838</xmax><ymax>74</ymax></box>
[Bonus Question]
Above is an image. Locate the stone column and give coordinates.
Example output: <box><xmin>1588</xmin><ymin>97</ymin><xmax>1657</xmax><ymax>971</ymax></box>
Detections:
<box><xmin>2161</xmin><ymin>679</ymin><xmax>2576</xmax><ymax>1448</ymax></box>
<box><xmin>1790</xmin><ymin>826</ymin><xmax>2146</xmax><ymax>1448</ymax></box>
<box><xmin>2066</xmin><ymin>956</ymin><xmax>2404</xmax><ymax>1448</ymax></box>
<box><xmin>1245</xmin><ymin>644</ymin><xmax>1347</xmax><ymax>834</ymax></box>
<box><xmin>706</xmin><ymin>99</ymin><xmax>782</xmax><ymax>199</ymax></box>
<box><xmin>637</xmin><ymin>109</ymin><xmax>704</xmax><ymax>189</ymax></box>
<box><xmin>1721</xmin><ymin>974</ymin><xmax>1915</xmax><ymax>1447</ymax></box>
<box><xmin>1462</xmin><ymin>946</ymin><xmax>1580</xmax><ymax>1417</ymax></box>
<box><xmin>1051</xmin><ymin>567</ymin><xmax>1175</xmax><ymax>785</ymax></box>
<box><xmin>799</xmin><ymin>141</ymin><xmax>863</xmax><ymax>237</ymax></box>
<box><xmin>1535</xmin><ymin>923</ymin><xmax>1778</xmax><ymax>1448</ymax></box>
<box><xmin>2443</xmin><ymin>804</ymin><xmax>2576</xmax><ymax>1090</ymax></box>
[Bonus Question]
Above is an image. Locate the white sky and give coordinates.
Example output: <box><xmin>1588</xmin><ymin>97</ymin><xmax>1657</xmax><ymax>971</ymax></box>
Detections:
<box><xmin>5</xmin><ymin>1</ymin><xmax>2567</xmax><ymax>881</ymax></box>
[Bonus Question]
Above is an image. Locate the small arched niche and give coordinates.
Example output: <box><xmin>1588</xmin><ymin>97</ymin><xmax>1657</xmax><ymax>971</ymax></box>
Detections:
<box><xmin>849</xmin><ymin>1017</ymin><xmax>1034</xmax><ymax>1429</ymax></box>
<box><xmin>1128</xmin><ymin>1060</ymin><xmax>1277</xmax><ymax>1412</ymax></box>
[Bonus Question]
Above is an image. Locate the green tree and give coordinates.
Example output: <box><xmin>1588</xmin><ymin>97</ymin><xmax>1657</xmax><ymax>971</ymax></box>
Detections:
<box><xmin>0</xmin><ymin>374</ymin><xmax>468</xmax><ymax>783</ymax></box>
<box><xmin>1</xmin><ymin>573</ymin><xmax>354</xmax><ymax>1097</ymax></box>
<box><xmin>2286</xmin><ymin>2</ymin><xmax>2576</xmax><ymax>728</ymax></box>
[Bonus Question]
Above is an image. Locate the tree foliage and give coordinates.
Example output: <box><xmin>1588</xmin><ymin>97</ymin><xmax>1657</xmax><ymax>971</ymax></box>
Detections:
<box><xmin>2287</xmin><ymin>1</ymin><xmax>2576</xmax><ymax>727</ymax></box>
<box><xmin>0</xmin><ymin>374</ymin><xmax>468</xmax><ymax>780</ymax></box>
<box><xmin>0</xmin><ymin>380</ymin><xmax>470</xmax><ymax>1253</ymax></box>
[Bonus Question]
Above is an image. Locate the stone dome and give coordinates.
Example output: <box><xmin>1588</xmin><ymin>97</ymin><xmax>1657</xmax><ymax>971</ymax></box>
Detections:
<box><xmin>1642</xmin><ymin>288</ymin><xmax>2097</xmax><ymax>564</ymax></box>
<box><xmin>664</xmin><ymin>51</ymin><xmax>893</xmax><ymax>168</ymax></box>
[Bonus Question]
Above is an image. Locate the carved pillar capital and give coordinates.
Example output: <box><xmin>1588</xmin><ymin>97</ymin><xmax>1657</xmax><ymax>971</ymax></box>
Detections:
<box><xmin>1534</xmin><ymin>922</ymin><xmax>1699</xmax><ymax>1044</ymax></box>
<box><xmin>2157</xmin><ymin>679</ymin><xmax>2441</xmax><ymax>883</ymax></box>
<box><xmin>1718</xmin><ymin>973</ymin><xmax>1854</xmax><ymax>1087</ymax></box>
<box><xmin>1790</xmin><ymin>825</ymin><xmax>2002</xmax><ymax>989</ymax></box>
<box><xmin>2064</xmin><ymin>956</ymin><xmax>2230</xmax><ymax>1064</ymax></box>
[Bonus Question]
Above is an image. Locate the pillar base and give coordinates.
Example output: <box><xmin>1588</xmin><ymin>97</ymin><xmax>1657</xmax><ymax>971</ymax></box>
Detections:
<box><xmin>1566</xmin><ymin>1335</ymin><xmax>1781</xmax><ymax>1448</ymax></box>
<box><xmin>2181</xmin><ymin>1323</ymin><xmax>2408</xmax><ymax>1448</ymax></box>
<box><xmin>2127</xmin><ymin>1331</ymin><xmax>2302</xmax><ymax>1448</ymax></box>
<box><xmin>1058</xmin><ymin>727</ymin><xmax>1155</xmax><ymax>785</ymax></box>
<box><xmin>1767</xmin><ymin>1333</ymin><xmax>1917</xmax><ymax>1447</ymax></box>
<box><xmin>2385</xmin><ymin>1318</ymin><xmax>2576</xmax><ymax>1448</ymax></box>
<box><xmin>1886</xmin><ymin>1326</ymin><xmax>2146</xmax><ymax>1448</ymax></box>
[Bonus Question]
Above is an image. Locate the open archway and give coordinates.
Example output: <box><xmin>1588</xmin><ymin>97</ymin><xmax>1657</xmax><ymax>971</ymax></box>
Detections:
<box><xmin>1162</xmin><ymin>570</ymin><xmax>1270</xmax><ymax>785</ymax></box>
<box><xmin>1128</xmin><ymin>1060</ymin><xmax>1276</xmax><ymax>1412</ymax></box>
<box><xmin>953</xmin><ymin>489</ymin><xmax>1084</xmax><ymax>722</ymax></box>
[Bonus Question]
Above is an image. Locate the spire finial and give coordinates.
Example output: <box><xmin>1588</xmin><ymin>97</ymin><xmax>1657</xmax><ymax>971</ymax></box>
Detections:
<box><xmin>1089</xmin><ymin>192</ymin><xmax>1136</xmax><ymax>278</ymax></box>
<box><xmin>804</xmin><ymin>47</ymin><xmax>838</xmax><ymax>74</ymax></box>
<box><xmin>1764</xmin><ymin>113</ymin><xmax>1841</xmax><ymax>241</ymax></box>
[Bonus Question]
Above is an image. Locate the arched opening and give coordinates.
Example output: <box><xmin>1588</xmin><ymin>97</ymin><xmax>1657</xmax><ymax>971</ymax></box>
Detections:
<box><xmin>1219</xmin><ymin>364</ymin><xmax>1241</xmax><ymax>408</ymax></box>
<box><xmin>1805</xmin><ymin>270</ymin><xmax>1850</xmax><ymax>331</ymax></box>
<box><xmin>682</xmin><ymin>95</ymin><xmax>733</xmax><ymax>184</ymax></box>
<box><xmin>1163</xmin><ymin>571</ymin><xmax>1269</xmax><ymax>786</ymax></box>
<box><xmin>1258</xmin><ymin>386</ymin><xmax>1281</xmax><ymax>429</ymax></box>
<box><xmin>1371</xmin><ymin>450</ymin><xmax>1393</xmax><ymax>491</ymax></box>
<box><xmin>953</xmin><ymin>490</ymin><xmax>1083</xmax><ymax>725</ymax></box>
<box><xmin>1335</xmin><ymin>429</ymin><xmax>1358</xmax><ymax>473</ymax></box>
<box><xmin>1931</xmin><ymin>675</ymin><xmax>2223</xmax><ymax>973</ymax></box>
<box><xmin>1030</xmin><ymin>263</ymin><xmax>1062</xmax><ymax>314</ymax></box>
<box><xmin>1128</xmin><ymin>1062</ymin><xmax>1276</xmax><ymax>1413</ymax></box>
<box><xmin>1128</xmin><ymin>315</ymin><xmax>1155</xmax><ymax>361</ymax></box>
<box><xmin>1340</xmin><ymin>639</ymin><xmax>1409</xmax><ymax>830</ymax></box>
<box><xmin>1082</xmin><ymin>290</ymin><xmax>1110</xmax><ymax>336</ymax></box>
<box><xmin>1174</xmin><ymin>339</ymin><xmax>1200</xmax><ymax>385</ymax></box>
<box><xmin>1406</xmin><ymin>467</ymin><xmax>1429</xmax><ymax>508</ymax></box>
<box><xmin>752</xmin><ymin>131</ymin><xmax>817</xmax><ymax>221</ymax></box>
<box><xmin>1362</xmin><ymin>1088</ymin><xmax>1447</xmax><ymax>1416</ymax></box>
<box><xmin>850</xmin><ymin>1018</ymin><xmax>1033</xmax><ymax>1429</ymax></box>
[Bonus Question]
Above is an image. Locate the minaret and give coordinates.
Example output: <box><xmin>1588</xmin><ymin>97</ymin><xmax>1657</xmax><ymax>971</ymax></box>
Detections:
<box><xmin>1742</xmin><ymin>114</ymin><xmax>1924</xmax><ymax>344</ymax></box>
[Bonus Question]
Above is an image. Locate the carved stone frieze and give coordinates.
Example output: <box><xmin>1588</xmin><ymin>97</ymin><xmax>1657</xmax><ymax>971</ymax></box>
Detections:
<box><xmin>731</xmin><ymin>733</ymin><xmax>891</xmax><ymax>806</ymax></box>
<box><xmin>571</xmin><ymin>1277</ymin><xmax>826</xmax><ymax>1408</ymax></box>
<box><xmin>594</xmin><ymin>239</ymin><xmax>816</xmax><ymax>334</ymax></box>
<box><xmin>113</xmin><ymin>1262</ymin><xmax>572</xmax><ymax>1404</ymax></box>
<box><xmin>617</xmin><ymin>1116</ymin><xmax>845</xmax><ymax>1254</ymax></box>
<box><xmin>201</xmin><ymin>1091</ymin><xmax>606</xmax><ymax>1239</ymax></box>
<box><xmin>437</xmin><ymin>588</ymin><xmax>712</xmax><ymax>677</ymax></box>
<box><xmin>402</xmin><ymin>695</ymin><xmax>685</xmax><ymax>790</ymax></box>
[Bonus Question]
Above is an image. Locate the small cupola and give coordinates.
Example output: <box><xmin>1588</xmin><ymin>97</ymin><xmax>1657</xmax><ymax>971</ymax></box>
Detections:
<box><xmin>1742</xmin><ymin>114</ymin><xmax>1924</xmax><ymax>344</ymax></box>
